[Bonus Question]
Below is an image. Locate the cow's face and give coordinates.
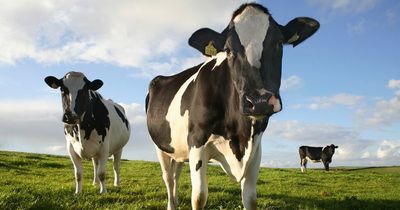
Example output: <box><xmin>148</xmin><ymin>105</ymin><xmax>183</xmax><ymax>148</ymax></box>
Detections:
<box><xmin>45</xmin><ymin>71</ymin><xmax>103</xmax><ymax>124</ymax></box>
<box><xmin>189</xmin><ymin>3</ymin><xmax>319</xmax><ymax>118</ymax></box>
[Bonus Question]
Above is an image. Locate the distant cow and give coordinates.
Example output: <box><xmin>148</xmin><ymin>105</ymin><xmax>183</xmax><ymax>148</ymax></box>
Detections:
<box><xmin>146</xmin><ymin>3</ymin><xmax>319</xmax><ymax>210</ymax></box>
<box><xmin>45</xmin><ymin>71</ymin><xmax>130</xmax><ymax>194</ymax></box>
<box><xmin>299</xmin><ymin>144</ymin><xmax>338</xmax><ymax>172</ymax></box>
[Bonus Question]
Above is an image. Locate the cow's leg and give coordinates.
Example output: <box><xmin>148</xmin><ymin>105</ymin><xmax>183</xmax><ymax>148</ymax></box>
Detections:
<box><xmin>172</xmin><ymin>160</ymin><xmax>184</xmax><ymax>206</ymax></box>
<box><xmin>156</xmin><ymin>147</ymin><xmax>183</xmax><ymax>210</ymax></box>
<box><xmin>112</xmin><ymin>149</ymin><xmax>122</xmax><ymax>187</ymax></box>
<box><xmin>301</xmin><ymin>158</ymin><xmax>307</xmax><ymax>173</ymax></box>
<box><xmin>241</xmin><ymin>144</ymin><xmax>261</xmax><ymax>210</ymax></box>
<box><xmin>67</xmin><ymin>143</ymin><xmax>83</xmax><ymax>194</ymax></box>
<box><xmin>97</xmin><ymin>154</ymin><xmax>108</xmax><ymax>194</ymax></box>
<box><xmin>323</xmin><ymin>161</ymin><xmax>329</xmax><ymax>171</ymax></box>
<box><xmin>189</xmin><ymin>146</ymin><xmax>208</xmax><ymax>210</ymax></box>
<box><xmin>92</xmin><ymin>158</ymin><xmax>99</xmax><ymax>185</ymax></box>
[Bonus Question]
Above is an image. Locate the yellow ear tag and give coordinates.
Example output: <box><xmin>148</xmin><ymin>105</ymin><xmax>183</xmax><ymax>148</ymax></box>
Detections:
<box><xmin>205</xmin><ymin>41</ymin><xmax>217</xmax><ymax>56</ymax></box>
<box><xmin>287</xmin><ymin>33</ymin><xmax>299</xmax><ymax>44</ymax></box>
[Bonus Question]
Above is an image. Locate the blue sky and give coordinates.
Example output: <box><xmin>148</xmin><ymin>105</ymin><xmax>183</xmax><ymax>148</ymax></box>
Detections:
<box><xmin>0</xmin><ymin>0</ymin><xmax>399</xmax><ymax>168</ymax></box>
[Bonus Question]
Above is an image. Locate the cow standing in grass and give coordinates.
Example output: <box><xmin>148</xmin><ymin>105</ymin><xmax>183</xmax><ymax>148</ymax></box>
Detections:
<box><xmin>299</xmin><ymin>144</ymin><xmax>338</xmax><ymax>172</ymax></box>
<box><xmin>146</xmin><ymin>3</ymin><xmax>319</xmax><ymax>210</ymax></box>
<box><xmin>45</xmin><ymin>71</ymin><xmax>130</xmax><ymax>194</ymax></box>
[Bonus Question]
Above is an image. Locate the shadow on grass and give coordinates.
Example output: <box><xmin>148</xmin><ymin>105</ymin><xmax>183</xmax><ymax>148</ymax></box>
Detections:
<box><xmin>262</xmin><ymin>193</ymin><xmax>400</xmax><ymax>210</ymax></box>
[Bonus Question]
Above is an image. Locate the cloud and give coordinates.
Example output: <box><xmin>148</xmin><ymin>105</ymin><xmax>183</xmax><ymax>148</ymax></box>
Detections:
<box><xmin>309</xmin><ymin>93</ymin><xmax>364</xmax><ymax>110</ymax></box>
<box><xmin>281</xmin><ymin>75</ymin><xmax>302</xmax><ymax>91</ymax></box>
<box><xmin>0</xmin><ymin>0</ymin><xmax>246</xmax><ymax>76</ymax></box>
<box><xmin>0</xmin><ymin>98</ymin><xmax>157</xmax><ymax>161</ymax></box>
<box><xmin>376</xmin><ymin>140</ymin><xmax>400</xmax><ymax>160</ymax></box>
<box><xmin>388</xmin><ymin>79</ymin><xmax>400</xmax><ymax>90</ymax></box>
<box><xmin>356</xmin><ymin>82</ymin><xmax>400</xmax><ymax>128</ymax></box>
<box><xmin>265</xmin><ymin>119</ymin><xmax>400</xmax><ymax>166</ymax></box>
<box><xmin>307</xmin><ymin>0</ymin><xmax>380</xmax><ymax>14</ymax></box>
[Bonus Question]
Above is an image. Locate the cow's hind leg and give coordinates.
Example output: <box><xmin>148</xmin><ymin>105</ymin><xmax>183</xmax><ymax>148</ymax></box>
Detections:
<box><xmin>92</xmin><ymin>158</ymin><xmax>99</xmax><ymax>185</ymax></box>
<box><xmin>97</xmin><ymin>153</ymin><xmax>108</xmax><ymax>194</ymax></box>
<box><xmin>156</xmin><ymin>147</ymin><xmax>184</xmax><ymax>210</ymax></box>
<box><xmin>189</xmin><ymin>146</ymin><xmax>208</xmax><ymax>210</ymax></box>
<box><xmin>241</xmin><ymin>144</ymin><xmax>261</xmax><ymax>210</ymax></box>
<box><xmin>68</xmin><ymin>143</ymin><xmax>83</xmax><ymax>194</ymax></box>
<box><xmin>113</xmin><ymin>149</ymin><xmax>122</xmax><ymax>187</ymax></box>
<box><xmin>301</xmin><ymin>158</ymin><xmax>307</xmax><ymax>173</ymax></box>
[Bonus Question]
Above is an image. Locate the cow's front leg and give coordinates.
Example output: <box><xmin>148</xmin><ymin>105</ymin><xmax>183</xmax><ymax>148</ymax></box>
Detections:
<box><xmin>241</xmin><ymin>143</ymin><xmax>261</xmax><ymax>210</ymax></box>
<box><xmin>68</xmin><ymin>143</ymin><xmax>83</xmax><ymax>194</ymax></box>
<box><xmin>189</xmin><ymin>145</ymin><xmax>208</xmax><ymax>210</ymax></box>
<box><xmin>323</xmin><ymin>161</ymin><xmax>330</xmax><ymax>171</ymax></box>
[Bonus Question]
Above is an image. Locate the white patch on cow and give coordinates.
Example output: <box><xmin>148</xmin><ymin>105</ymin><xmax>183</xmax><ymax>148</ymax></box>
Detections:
<box><xmin>212</xmin><ymin>52</ymin><xmax>227</xmax><ymax>70</ymax></box>
<box><xmin>165</xmin><ymin>70</ymin><xmax>200</xmax><ymax>161</ymax></box>
<box><xmin>198</xmin><ymin>52</ymin><xmax>227</xmax><ymax>73</ymax></box>
<box><xmin>63</xmin><ymin>72</ymin><xmax>86</xmax><ymax>115</ymax></box>
<box><xmin>306</xmin><ymin>156</ymin><xmax>321</xmax><ymax>163</ymax></box>
<box><xmin>233</xmin><ymin>6</ymin><xmax>269</xmax><ymax>68</ymax></box>
<box><xmin>205</xmin><ymin>124</ymin><xmax>263</xmax><ymax>182</ymax></box>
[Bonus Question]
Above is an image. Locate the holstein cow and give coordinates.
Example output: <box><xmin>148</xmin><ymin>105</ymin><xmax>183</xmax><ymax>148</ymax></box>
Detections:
<box><xmin>45</xmin><ymin>71</ymin><xmax>130</xmax><ymax>194</ymax></box>
<box><xmin>146</xmin><ymin>3</ymin><xmax>319</xmax><ymax>210</ymax></box>
<box><xmin>299</xmin><ymin>144</ymin><xmax>338</xmax><ymax>172</ymax></box>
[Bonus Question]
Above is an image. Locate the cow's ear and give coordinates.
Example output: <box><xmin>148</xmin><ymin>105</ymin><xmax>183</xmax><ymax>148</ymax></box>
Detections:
<box><xmin>44</xmin><ymin>76</ymin><xmax>62</xmax><ymax>89</ymax></box>
<box><xmin>88</xmin><ymin>79</ymin><xmax>103</xmax><ymax>90</ymax></box>
<box><xmin>280</xmin><ymin>17</ymin><xmax>319</xmax><ymax>47</ymax></box>
<box><xmin>188</xmin><ymin>28</ymin><xmax>225</xmax><ymax>57</ymax></box>
<box><xmin>335</xmin><ymin>146</ymin><xmax>338</xmax><ymax>149</ymax></box>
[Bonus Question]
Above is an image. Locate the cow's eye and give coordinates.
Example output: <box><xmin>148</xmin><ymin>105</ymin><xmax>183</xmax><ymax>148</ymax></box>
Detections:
<box><xmin>225</xmin><ymin>48</ymin><xmax>235</xmax><ymax>57</ymax></box>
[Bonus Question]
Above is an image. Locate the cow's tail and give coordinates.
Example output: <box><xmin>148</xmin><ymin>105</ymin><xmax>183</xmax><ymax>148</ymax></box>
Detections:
<box><xmin>145</xmin><ymin>92</ymin><xmax>149</xmax><ymax>114</ymax></box>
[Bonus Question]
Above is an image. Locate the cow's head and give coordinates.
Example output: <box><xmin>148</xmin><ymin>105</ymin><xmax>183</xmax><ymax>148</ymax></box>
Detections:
<box><xmin>45</xmin><ymin>71</ymin><xmax>103</xmax><ymax>124</ymax></box>
<box><xmin>189</xmin><ymin>3</ymin><xmax>319</xmax><ymax>118</ymax></box>
<box><xmin>322</xmin><ymin>144</ymin><xmax>338</xmax><ymax>161</ymax></box>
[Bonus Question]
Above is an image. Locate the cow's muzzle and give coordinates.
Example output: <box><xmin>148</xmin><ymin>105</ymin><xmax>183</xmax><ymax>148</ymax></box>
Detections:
<box><xmin>242</xmin><ymin>91</ymin><xmax>282</xmax><ymax>118</ymax></box>
<box><xmin>62</xmin><ymin>111</ymin><xmax>80</xmax><ymax>124</ymax></box>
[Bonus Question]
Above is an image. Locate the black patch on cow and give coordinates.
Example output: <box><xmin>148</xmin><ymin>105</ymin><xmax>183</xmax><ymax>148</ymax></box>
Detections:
<box><xmin>114</xmin><ymin>105</ymin><xmax>129</xmax><ymax>129</ymax></box>
<box><xmin>80</xmin><ymin>91</ymin><xmax>110</xmax><ymax>142</ymax></box>
<box><xmin>195</xmin><ymin>160</ymin><xmax>202</xmax><ymax>171</ymax></box>
<box><xmin>146</xmin><ymin>63</ymin><xmax>203</xmax><ymax>154</ymax></box>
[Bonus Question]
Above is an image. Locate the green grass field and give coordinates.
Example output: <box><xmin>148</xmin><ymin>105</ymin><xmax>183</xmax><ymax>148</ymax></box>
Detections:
<box><xmin>0</xmin><ymin>150</ymin><xmax>399</xmax><ymax>210</ymax></box>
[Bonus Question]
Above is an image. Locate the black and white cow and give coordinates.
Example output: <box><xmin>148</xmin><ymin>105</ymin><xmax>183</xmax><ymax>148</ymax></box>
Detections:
<box><xmin>146</xmin><ymin>3</ymin><xmax>319</xmax><ymax>210</ymax></box>
<box><xmin>299</xmin><ymin>144</ymin><xmax>338</xmax><ymax>172</ymax></box>
<box><xmin>45</xmin><ymin>71</ymin><xmax>130</xmax><ymax>194</ymax></box>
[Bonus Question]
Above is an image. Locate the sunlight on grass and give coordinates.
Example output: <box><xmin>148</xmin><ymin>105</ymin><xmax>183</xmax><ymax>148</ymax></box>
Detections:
<box><xmin>0</xmin><ymin>150</ymin><xmax>399</xmax><ymax>209</ymax></box>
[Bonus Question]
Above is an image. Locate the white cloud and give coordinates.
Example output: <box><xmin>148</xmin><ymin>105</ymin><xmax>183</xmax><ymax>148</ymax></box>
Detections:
<box><xmin>307</xmin><ymin>0</ymin><xmax>380</xmax><ymax>13</ymax></box>
<box><xmin>309</xmin><ymin>93</ymin><xmax>363</xmax><ymax>110</ymax></box>
<box><xmin>265</xmin><ymin>119</ymin><xmax>400</xmax><ymax>166</ymax></box>
<box><xmin>388</xmin><ymin>79</ymin><xmax>400</xmax><ymax>90</ymax></box>
<box><xmin>0</xmin><ymin>0</ymin><xmax>246</xmax><ymax>76</ymax></box>
<box><xmin>281</xmin><ymin>75</ymin><xmax>302</xmax><ymax>91</ymax></box>
<box><xmin>356</xmin><ymin>92</ymin><xmax>400</xmax><ymax>128</ymax></box>
<box><xmin>376</xmin><ymin>140</ymin><xmax>400</xmax><ymax>160</ymax></box>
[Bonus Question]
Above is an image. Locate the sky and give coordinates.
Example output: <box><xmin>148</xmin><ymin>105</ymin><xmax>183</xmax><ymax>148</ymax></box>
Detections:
<box><xmin>0</xmin><ymin>0</ymin><xmax>399</xmax><ymax>168</ymax></box>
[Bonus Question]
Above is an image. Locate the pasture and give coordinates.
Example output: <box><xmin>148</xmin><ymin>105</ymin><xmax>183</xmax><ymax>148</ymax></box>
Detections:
<box><xmin>0</xmin><ymin>150</ymin><xmax>399</xmax><ymax>209</ymax></box>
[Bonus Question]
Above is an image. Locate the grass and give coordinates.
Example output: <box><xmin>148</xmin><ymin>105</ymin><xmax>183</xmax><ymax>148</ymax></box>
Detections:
<box><xmin>0</xmin><ymin>150</ymin><xmax>399</xmax><ymax>210</ymax></box>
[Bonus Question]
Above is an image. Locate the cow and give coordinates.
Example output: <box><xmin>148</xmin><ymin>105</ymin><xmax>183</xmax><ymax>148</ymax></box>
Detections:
<box><xmin>44</xmin><ymin>71</ymin><xmax>131</xmax><ymax>194</ymax></box>
<box><xmin>299</xmin><ymin>144</ymin><xmax>338</xmax><ymax>172</ymax></box>
<box><xmin>145</xmin><ymin>3</ymin><xmax>319</xmax><ymax>210</ymax></box>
